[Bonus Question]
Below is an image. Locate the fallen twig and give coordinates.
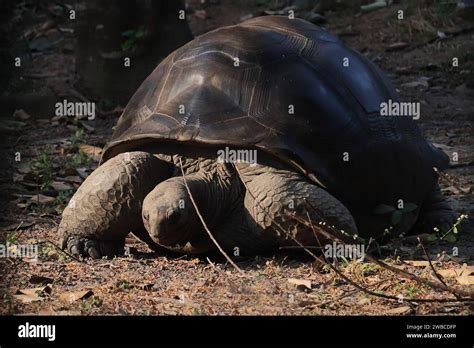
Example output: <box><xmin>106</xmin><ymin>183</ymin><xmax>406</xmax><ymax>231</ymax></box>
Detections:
<box><xmin>206</xmin><ymin>257</ymin><xmax>243</xmax><ymax>291</ymax></box>
<box><xmin>43</xmin><ymin>239</ymin><xmax>84</xmax><ymax>263</ymax></box>
<box><xmin>178</xmin><ymin>158</ymin><xmax>244</xmax><ymax>275</ymax></box>
<box><xmin>433</xmin><ymin>167</ymin><xmax>470</xmax><ymax>194</ymax></box>
<box><xmin>417</xmin><ymin>236</ymin><xmax>453</xmax><ymax>296</ymax></box>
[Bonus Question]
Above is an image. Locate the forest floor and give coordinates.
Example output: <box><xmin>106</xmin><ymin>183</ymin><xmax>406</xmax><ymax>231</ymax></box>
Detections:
<box><xmin>0</xmin><ymin>0</ymin><xmax>473</xmax><ymax>315</ymax></box>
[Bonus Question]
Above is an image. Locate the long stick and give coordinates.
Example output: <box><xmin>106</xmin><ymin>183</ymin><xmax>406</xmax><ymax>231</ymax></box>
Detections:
<box><xmin>178</xmin><ymin>158</ymin><xmax>244</xmax><ymax>274</ymax></box>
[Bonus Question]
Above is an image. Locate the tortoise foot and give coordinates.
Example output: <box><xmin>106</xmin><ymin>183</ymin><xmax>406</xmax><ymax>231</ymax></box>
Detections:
<box><xmin>60</xmin><ymin>235</ymin><xmax>125</xmax><ymax>259</ymax></box>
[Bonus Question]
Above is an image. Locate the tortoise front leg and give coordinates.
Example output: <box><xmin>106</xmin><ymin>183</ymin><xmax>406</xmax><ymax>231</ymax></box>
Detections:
<box><xmin>58</xmin><ymin>151</ymin><xmax>171</xmax><ymax>258</ymax></box>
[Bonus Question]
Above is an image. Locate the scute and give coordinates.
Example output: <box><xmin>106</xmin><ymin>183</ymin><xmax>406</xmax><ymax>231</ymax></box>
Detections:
<box><xmin>102</xmin><ymin>16</ymin><xmax>448</xmax><ymax>209</ymax></box>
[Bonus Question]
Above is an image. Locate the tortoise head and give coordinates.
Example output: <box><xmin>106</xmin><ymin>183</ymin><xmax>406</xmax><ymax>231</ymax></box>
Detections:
<box><xmin>142</xmin><ymin>179</ymin><xmax>197</xmax><ymax>248</ymax></box>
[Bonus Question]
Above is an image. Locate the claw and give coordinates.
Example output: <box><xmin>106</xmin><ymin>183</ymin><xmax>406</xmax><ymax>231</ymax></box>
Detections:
<box><xmin>88</xmin><ymin>247</ymin><xmax>101</xmax><ymax>259</ymax></box>
<box><xmin>70</xmin><ymin>245</ymin><xmax>81</xmax><ymax>255</ymax></box>
<box><xmin>61</xmin><ymin>235</ymin><xmax>124</xmax><ymax>259</ymax></box>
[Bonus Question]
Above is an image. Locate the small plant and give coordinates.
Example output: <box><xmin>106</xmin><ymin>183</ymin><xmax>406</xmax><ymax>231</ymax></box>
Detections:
<box><xmin>89</xmin><ymin>296</ymin><xmax>103</xmax><ymax>308</ymax></box>
<box><xmin>427</xmin><ymin>214</ymin><xmax>468</xmax><ymax>243</ymax></box>
<box><xmin>33</xmin><ymin>147</ymin><xmax>53</xmax><ymax>170</ymax></box>
<box><xmin>32</xmin><ymin>146</ymin><xmax>55</xmax><ymax>190</ymax></box>
<box><xmin>67</xmin><ymin>129</ymin><xmax>85</xmax><ymax>151</ymax></box>
<box><xmin>121</xmin><ymin>26</ymin><xmax>147</xmax><ymax>52</ymax></box>
<box><xmin>361</xmin><ymin>263</ymin><xmax>378</xmax><ymax>276</ymax></box>
<box><xmin>405</xmin><ymin>285</ymin><xmax>422</xmax><ymax>298</ymax></box>
<box><xmin>373</xmin><ymin>202</ymin><xmax>418</xmax><ymax>225</ymax></box>
<box><xmin>115</xmin><ymin>279</ymin><xmax>132</xmax><ymax>290</ymax></box>
<box><xmin>81</xmin><ymin>296</ymin><xmax>103</xmax><ymax>312</ymax></box>
<box><xmin>6</xmin><ymin>232</ymin><xmax>19</xmax><ymax>244</ymax></box>
<box><xmin>67</xmin><ymin>150</ymin><xmax>91</xmax><ymax>168</ymax></box>
<box><xmin>39</xmin><ymin>244</ymin><xmax>56</xmax><ymax>258</ymax></box>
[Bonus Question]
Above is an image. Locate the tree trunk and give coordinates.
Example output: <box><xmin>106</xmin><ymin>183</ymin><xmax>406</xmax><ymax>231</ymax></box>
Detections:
<box><xmin>75</xmin><ymin>0</ymin><xmax>193</xmax><ymax>105</ymax></box>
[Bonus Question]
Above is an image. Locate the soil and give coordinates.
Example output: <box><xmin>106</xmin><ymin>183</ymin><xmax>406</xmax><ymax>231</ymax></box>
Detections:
<box><xmin>0</xmin><ymin>0</ymin><xmax>473</xmax><ymax>315</ymax></box>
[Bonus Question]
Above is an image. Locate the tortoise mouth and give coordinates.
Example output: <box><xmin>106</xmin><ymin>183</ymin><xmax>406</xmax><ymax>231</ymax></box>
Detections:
<box><xmin>144</xmin><ymin>204</ymin><xmax>197</xmax><ymax>248</ymax></box>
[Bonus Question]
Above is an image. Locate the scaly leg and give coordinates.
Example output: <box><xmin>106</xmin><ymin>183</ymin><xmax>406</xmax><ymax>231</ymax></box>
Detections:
<box><xmin>58</xmin><ymin>151</ymin><xmax>171</xmax><ymax>258</ymax></box>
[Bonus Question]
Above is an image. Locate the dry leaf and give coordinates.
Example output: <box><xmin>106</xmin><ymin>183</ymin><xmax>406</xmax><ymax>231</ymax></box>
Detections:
<box><xmin>194</xmin><ymin>9</ymin><xmax>207</xmax><ymax>19</ymax></box>
<box><xmin>30</xmin><ymin>194</ymin><xmax>55</xmax><ymax>205</ymax></box>
<box><xmin>387</xmin><ymin>306</ymin><xmax>412</xmax><ymax>315</ymax></box>
<box><xmin>138</xmin><ymin>283</ymin><xmax>154</xmax><ymax>291</ymax></box>
<box><xmin>437</xmin><ymin>264</ymin><xmax>470</xmax><ymax>278</ymax></box>
<box><xmin>61</xmin><ymin>175</ymin><xmax>83</xmax><ymax>184</ymax></box>
<box><xmin>79</xmin><ymin>144</ymin><xmax>101</xmax><ymax>161</ymax></box>
<box><xmin>13</xmin><ymin>109</ymin><xmax>31</xmax><ymax>120</ymax></box>
<box><xmin>437</xmin><ymin>264</ymin><xmax>474</xmax><ymax>285</ymax></box>
<box><xmin>4</xmin><ymin>221</ymin><xmax>34</xmax><ymax>231</ymax></box>
<box><xmin>312</xmin><ymin>255</ymin><xmax>326</xmax><ymax>272</ymax></box>
<box><xmin>79</xmin><ymin>121</ymin><xmax>95</xmax><ymax>133</ymax></box>
<box><xmin>13</xmin><ymin>172</ymin><xmax>24</xmax><ymax>182</ymax></box>
<box><xmin>14</xmin><ymin>285</ymin><xmax>52</xmax><ymax>303</ymax></box>
<box><xmin>51</xmin><ymin>181</ymin><xmax>73</xmax><ymax>191</ymax></box>
<box><xmin>386</xmin><ymin>42</ymin><xmax>409</xmax><ymax>51</ymax></box>
<box><xmin>288</xmin><ymin>278</ymin><xmax>312</xmax><ymax>290</ymax></box>
<box><xmin>401</xmin><ymin>77</ymin><xmax>430</xmax><ymax>88</ymax></box>
<box><xmin>441</xmin><ymin>186</ymin><xmax>461</xmax><ymax>195</ymax></box>
<box><xmin>29</xmin><ymin>275</ymin><xmax>54</xmax><ymax>285</ymax></box>
<box><xmin>404</xmin><ymin>260</ymin><xmax>430</xmax><ymax>267</ymax></box>
<box><xmin>37</xmin><ymin>310</ymin><xmax>81</xmax><ymax>315</ymax></box>
<box><xmin>76</xmin><ymin>167</ymin><xmax>89</xmax><ymax>179</ymax></box>
<box><xmin>437</xmin><ymin>269</ymin><xmax>460</xmax><ymax>278</ymax></box>
<box><xmin>13</xmin><ymin>294</ymin><xmax>40</xmax><ymax>303</ymax></box>
<box><xmin>357</xmin><ymin>298</ymin><xmax>371</xmax><ymax>306</ymax></box>
<box><xmin>59</xmin><ymin>290</ymin><xmax>93</xmax><ymax>303</ymax></box>
<box><xmin>431</xmin><ymin>142</ymin><xmax>452</xmax><ymax>152</ymax></box>
<box><xmin>457</xmin><ymin>275</ymin><xmax>474</xmax><ymax>285</ymax></box>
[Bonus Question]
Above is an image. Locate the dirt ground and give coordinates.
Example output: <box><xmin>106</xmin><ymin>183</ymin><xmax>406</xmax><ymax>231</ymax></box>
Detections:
<box><xmin>0</xmin><ymin>0</ymin><xmax>473</xmax><ymax>315</ymax></box>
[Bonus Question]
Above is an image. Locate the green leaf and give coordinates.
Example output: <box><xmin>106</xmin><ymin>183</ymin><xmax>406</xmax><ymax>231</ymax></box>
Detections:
<box><xmin>427</xmin><ymin>234</ymin><xmax>438</xmax><ymax>242</ymax></box>
<box><xmin>391</xmin><ymin>210</ymin><xmax>403</xmax><ymax>225</ymax></box>
<box><xmin>121</xmin><ymin>38</ymin><xmax>136</xmax><ymax>52</ymax></box>
<box><xmin>401</xmin><ymin>202</ymin><xmax>418</xmax><ymax>213</ymax></box>
<box><xmin>135</xmin><ymin>28</ymin><xmax>146</xmax><ymax>38</ymax></box>
<box><xmin>443</xmin><ymin>234</ymin><xmax>456</xmax><ymax>243</ymax></box>
<box><xmin>0</xmin><ymin>119</ymin><xmax>27</xmax><ymax>129</ymax></box>
<box><xmin>453</xmin><ymin>226</ymin><xmax>458</xmax><ymax>234</ymax></box>
<box><xmin>374</xmin><ymin>204</ymin><xmax>396</xmax><ymax>215</ymax></box>
<box><xmin>121</xmin><ymin>29</ymin><xmax>135</xmax><ymax>37</ymax></box>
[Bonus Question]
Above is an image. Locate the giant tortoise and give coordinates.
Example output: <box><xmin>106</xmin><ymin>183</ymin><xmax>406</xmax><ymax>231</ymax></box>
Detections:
<box><xmin>58</xmin><ymin>16</ymin><xmax>455</xmax><ymax>258</ymax></box>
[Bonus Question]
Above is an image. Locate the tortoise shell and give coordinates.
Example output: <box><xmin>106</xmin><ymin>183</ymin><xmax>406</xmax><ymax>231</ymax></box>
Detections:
<box><xmin>102</xmin><ymin>16</ymin><xmax>447</xmax><ymax>210</ymax></box>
